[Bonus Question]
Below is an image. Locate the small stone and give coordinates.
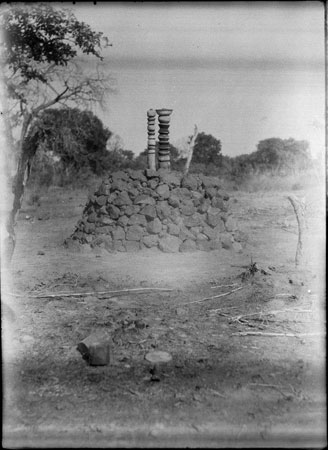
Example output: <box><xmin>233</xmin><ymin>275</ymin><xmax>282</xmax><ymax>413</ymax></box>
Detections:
<box><xmin>147</xmin><ymin>218</ymin><xmax>162</xmax><ymax>234</ymax></box>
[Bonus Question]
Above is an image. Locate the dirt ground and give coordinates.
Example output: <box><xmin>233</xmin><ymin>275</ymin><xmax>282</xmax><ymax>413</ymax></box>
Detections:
<box><xmin>2</xmin><ymin>182</ymin><xmax>326</xmax><ymax>448</ymax></box>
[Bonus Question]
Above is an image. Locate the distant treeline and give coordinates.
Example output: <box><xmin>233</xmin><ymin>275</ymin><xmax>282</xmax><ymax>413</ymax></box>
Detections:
<box><xmin>26</xmin><ymin>108</ymin><xmax>315</xmax><ymax>187</ymax></box>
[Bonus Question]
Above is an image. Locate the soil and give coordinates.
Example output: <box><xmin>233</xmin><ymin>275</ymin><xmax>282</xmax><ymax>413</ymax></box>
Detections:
<box><xmin>2</xmin><ymin>183</ymin><xmax>326</xmax><ymax>448</ymax></box>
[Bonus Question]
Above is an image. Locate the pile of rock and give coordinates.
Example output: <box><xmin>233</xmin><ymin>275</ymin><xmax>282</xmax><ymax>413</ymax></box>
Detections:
<box><xmin>68</xmin><ymin>169</ymin><xmax>242</xmax><ymax>253</ymax></box>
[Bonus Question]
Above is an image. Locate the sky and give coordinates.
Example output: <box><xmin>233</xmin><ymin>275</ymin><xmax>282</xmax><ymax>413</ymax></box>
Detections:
<box><xmin>67</xmin><ymin>1</ymin><xmax>325</xmax><ymax>158</ymax></box>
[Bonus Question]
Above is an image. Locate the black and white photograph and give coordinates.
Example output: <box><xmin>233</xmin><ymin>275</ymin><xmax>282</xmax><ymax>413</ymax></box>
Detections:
<box><xmin>0</xmin><ymin>1</ymin><xmax>326</xmax><ymax>447</ymax></box>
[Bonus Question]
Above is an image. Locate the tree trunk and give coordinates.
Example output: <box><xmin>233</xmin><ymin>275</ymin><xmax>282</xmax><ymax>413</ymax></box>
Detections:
<box><xmin>184</xmin><ymin>125</ymin><xmax>198</xmax><ymax>175</ymax></box>
<box><xmin>3</xmin><ymin>115</ymin><xmax>37</xmax><ymax>265</ymax></box>
<box><xmin>287</xmin><ymin>195</ymin><xmax>306</xmax><ymax>267</ymax></box>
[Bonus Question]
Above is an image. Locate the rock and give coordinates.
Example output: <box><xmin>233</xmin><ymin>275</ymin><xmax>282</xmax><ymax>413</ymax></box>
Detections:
<box><xmin>143</xmin><ymin>235</ymin><xmax>159</xmax><ymax>248</ymax></box>
<box><xmin>111</xmin><ymin>226</ymin><xmax>126</xmax><ymax>241</ymax></box>
<box><xmin>183</xmin><ymin>213</ymin><xmax>205</xmax><ymax>228</ymax></box>
<box><xmin>99</xmin><ymin>215</ymin><xmax>113</xmax><ymax>225</ymax></box>
<box><xmin>221</xmin><ymin>233</ymin><xmax>233</xmax><ymax>249</ymax></box>
<box><xmin>181</xmin><ymin>174</ymin><xmax>198</xmax><ymax>191</ymax></box>
<box><xmin>125</xmin><ymin>241</ymin><xmax>141</xmax><ymax>252</ymax></box>
<box><xmin>113</xmin><ymin>240</ymin><xmax>126</xmax><ymax>252</ymax></box>
<box><xmin>64</xmin><ymin>238</ymin><xmax>82</xmax><ymax>252</ymax></box>
<box><xmin>128</xmin><ymin>169</ymin><xmax>147</xmax><ymax>182</ymax></box>
<box><xmin>87</xmin><ymin>212</ymin><xmax>97</xmax><ymax>223</ymax></box>
<box><xmin>145</xmin><ymin>169</ymin><xmax>159</xmax><ymax>178</ymax></box>
<box><xmin>148</xmin><ymin>179</ymin><xmax>159</xmax><ymax>190</ymax></box>
<box><xmin>211</xmin><ymin>197</ymin><xmax>225</xmax><ymax>210</ymax></box>
<box><xmin>225</xmin><ymin>216</ymin><xmax>237</xmax><ymax>232</ymax></box>
<box><xmin>167</xmin><ymin>223</ymin><xmax>180</xmax><ymax>236</ymax></box>
<box><xmin>232</xmin><ymin>242</ymin><xmax>243</xmax><ymax>253</ymax></box>
<box><xmin>117</xmin><ymin>215</ymin><xmax>129</xmax><ymax>227</ymax></box>
<box><xmin>147</xmin><ymin>218</ymin><xmax>162</xmax><ymax>234</ymax></box>
<box><xmin>210</xmin><ymin>239</ymin><xmax>222</xmax><ymax>250</ymax></box>
<box><xmin>200</xmin><ymin>175</ymin><xmax>221</xmax><ymax>189</ymax></box>
<box><xmin>126</xmin><ymin>225</ymin><xmax>144</xmax><ymax>241</ymax></box>
<box><xmin>84</xmin><ymin>222</ymin><xmax>95</xmax><ymax>233</ymax></box>
<box><xmin>179</xmin><ymin>239</ymin><xmax>197</xmax><ymax>252</ymax></box>
<box><xmin>196</xmin><ymin>232</ymin><xmax>208</xmax><ymax>241</ymax></box>
<box><xmin>156</xmin><ymin>184</ymin><xmax>170</xmax><ymax>199</ymax></box>
<box><xmin>96</xmin><ymin>195</ymin><xmax>107</xmax><ymax>206</ymax></box>
<box><xmin>168</xmin><ymin>195</ymin><xmax>180</xmax><ymax>208</ymax></box>
<box><xmin>179</xmin><ymin>225</ymin><xmax>196</xmax><ymax>241</ymax></box>
<box><xmin>107</xmin><ymin>204</ymin><xmax>120</xmax><ymax>219</ymax></box>
<box><xmin>202</xmin><ymin>225</ymin><xmax>216</xmax><ymax>240</ymax></box>
<box><xmin>134</xmin><ymin>194</ymin><xmax>156</xmax><ymax>205</ymax></box>
<box><xmin>205</xmin><ymin>187</ymin><xmax>217</xmax><ymax>199</ymax></box>
<box><xmin>156</xmin><ymin>201</ymin><xmax>172</xmax><ymax>220</ymax></box>
<box><xmin>140</xmin><ymin>205</ymin><xmax>157</xmax><ymax>220</ymax></box>
<box><xmin>113</xmin><ymin>191</ymin><xmax>132</xmax><ymax>206</ymax></box>
<box><xmin>197</xmin><ymin>240</ymin><xmax>212</xmax><ymax>251</ymax></box>
<box><xmin>207</xmin><ymin>208</ymin><xmax>223</xmax><ymax>227</ymax></box>
<box><xmin>159</xmin><ymin>171</ymin><xmax>182</xmax><ymax>186</ymax></box>
<box><xmin>159</xmin><ymin>235</ymin><xmax>181</xmax><ymax>253</ymax></box>
<box><xmin>111</xmin><ymin>170</ymin><xmax>130</xmax><ymax>181</ymax></box>
<box><xmin>180</xmin><ymin>203</ymin><xmax>196</xmax><ymax>216</ymax></box>
<box><xmin>197</xmin><ymin>198</ymin><xmax>211</xmax><ymax>214</ymax></box>
<box><xmin>128</xmin><ymin>214</ymin><xmax>147</xmax><ymax>226</ymax></box>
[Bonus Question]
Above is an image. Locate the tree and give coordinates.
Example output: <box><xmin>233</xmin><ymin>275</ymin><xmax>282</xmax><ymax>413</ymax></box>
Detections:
<box><xmin>0</xmin><ymin>3</ymin><xmax>112</xmax><ymax>262</ymax></box>
<box><xmin>191</xmin><ymin>132</ymin><xmax>222</xmax><ymax>166</ymax></box>
<box><xmin>31</xmin><ymin>108</ymin><xmax>112</xmax><ymax>177</ymax></box>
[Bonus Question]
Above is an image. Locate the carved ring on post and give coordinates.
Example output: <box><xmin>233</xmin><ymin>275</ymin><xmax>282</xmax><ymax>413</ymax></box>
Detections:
<box><xmin>147</xmin><ymin>109</ymin><xmax>156</xmax><ymax>170</ymax></box>
<box><xmin>156</xmin><ymin>108</ymin><xmax>173</xmax><ymax>170</ymax></box>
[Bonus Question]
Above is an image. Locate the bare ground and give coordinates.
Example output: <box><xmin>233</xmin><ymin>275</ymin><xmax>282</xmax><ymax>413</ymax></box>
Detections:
<box><xmin>2</xmin><ymin>183</ymin><xmax>326</xmax><ymax>448</ymax></box>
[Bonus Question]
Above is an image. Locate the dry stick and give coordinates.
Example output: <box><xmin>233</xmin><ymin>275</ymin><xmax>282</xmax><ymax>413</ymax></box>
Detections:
<box><xmin>230</xmin><ymin>309</ymin><xmax>312</xmax><ymax>322</ymax></box>
<box><xmin>211</xmin><ymin>283</ymin><xmax>239</xmax><ymax>289</ymax></box>
<box><xmin>232</xmin><ymin>331</ymin><xmax>324</xmax><ymax>337</ymax></box>
<box><xmin>5</xmin><ymin>287</ymin><xmax>174</xmax><ymax>299</ymax></box>
<box><xmin>287</xmin><ymin>195</ymin><xmax>306</xmax><ymax>267</ymax></box>
<box><xmin>178</xmin><ymin>286</ymin><xmax>243</xmax><ymax>306</ymax></box>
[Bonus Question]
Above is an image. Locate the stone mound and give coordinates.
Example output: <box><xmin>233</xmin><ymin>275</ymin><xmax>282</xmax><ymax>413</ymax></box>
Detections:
<box><xmin>68</xmin><ymin>169</ymin><xmax>242</xmax><ymax>253</ymax></box>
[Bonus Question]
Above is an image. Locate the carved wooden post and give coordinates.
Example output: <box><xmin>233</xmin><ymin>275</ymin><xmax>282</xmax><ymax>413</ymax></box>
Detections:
<box><xmin>156</xmin><ymin>108</ymin><xmax>173</xmax><ymax>170</ymax></box>
<box><xmin>147</xmin><ymin>109</ymin><xmax>156</xmax><ymax>170</ymax></box>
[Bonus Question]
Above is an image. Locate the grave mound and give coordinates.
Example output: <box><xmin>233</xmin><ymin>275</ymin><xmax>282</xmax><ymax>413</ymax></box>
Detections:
<box><xmin>67</xmin><ymin>169</ymin><xmax>242</xmax><ymax>253</ymax></box>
